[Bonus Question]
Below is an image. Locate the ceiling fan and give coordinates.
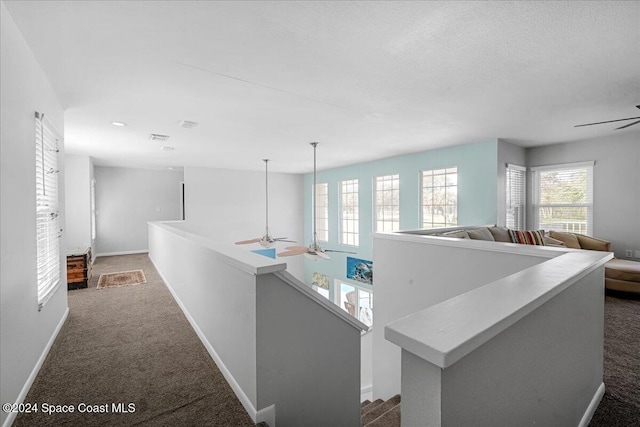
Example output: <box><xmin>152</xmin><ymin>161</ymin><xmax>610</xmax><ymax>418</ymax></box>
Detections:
<box><xmin>235</xmin><ymin>159</ymin><xmax>295</xmax><ymax>248</ymax></box>
<box><xmin>574</xmin><ymin>105</ymin><xmax>640</xmax><ymax>130</ymax></box>
<box><xmin>277</xmin><ymin>142</ymin><xmax>355</xmax><ymax>261</ymax></box>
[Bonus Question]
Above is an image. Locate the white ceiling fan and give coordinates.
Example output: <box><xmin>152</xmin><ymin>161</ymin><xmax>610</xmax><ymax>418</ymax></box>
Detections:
<box><xmin>235</xmin><ymin>159</ymin><xmax>295</xmax><ymax>248</ymax></box>
<box><xmin>277</xmin><ymin>142</ymin><xmax>355</xmax><ymax>261</ymax></box>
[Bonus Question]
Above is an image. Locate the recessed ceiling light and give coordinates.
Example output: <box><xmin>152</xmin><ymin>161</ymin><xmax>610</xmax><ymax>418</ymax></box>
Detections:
<box><xmin>111</xmin><ymin>121</ymin><xmax>127</xmax><ymax>127</ymax></box>
<box><xmin>160</xmin><ymin>146</ymin><xmax>175</xmax><ymax>151</ymax></box>
<box><xmin>168</xmin><ymin>167</ymin><xmax>174</xmax><ymax>170</ymax></box>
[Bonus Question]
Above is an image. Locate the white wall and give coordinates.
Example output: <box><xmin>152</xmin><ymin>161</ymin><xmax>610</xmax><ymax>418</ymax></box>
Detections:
<box><xmin>256</xmin><ymin>273</ymin><xmax>362</xmax><ymax>426</ymax></box>
<box><xmin>1</xmin><ymin>4</ymin><xmax>68</xmax><ymax>426</ymax></box>
<box><xmin>526</xmin><ymin>132</ymin><xmax>640</xmax><ymax>259</ymax></box>
<box><xmin>65</xmin><ymin>154</ymin><xmax>92</xmax><ymax>251</ymax></box>
<box><xmin>182</xmin><ymin>166</ymin><xmax>305</xmax><ymax>281</ymax></box>
<box><xmin>94</xmin><ymin>166</ymin><xmax>183</xmax><ymax>255</ymax></box>
<box><xmin>497</xmin><ymin>139</ymin><xmax>527</xmax><ymax>226</ymax></box>
<box><xmin>372</xmin><ymin>234</ymin><xmax>554</xmax><ymax>400</ymax></box>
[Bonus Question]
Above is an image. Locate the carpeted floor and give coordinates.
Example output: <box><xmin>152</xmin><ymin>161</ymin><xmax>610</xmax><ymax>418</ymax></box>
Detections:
<box><xmin>13</xmin><ymin>254</ymin><xmax>639</xmax><ymax>426</ymax></box>
<box><xmin>589</xmin><ymin>293</ymin><xmax>640</xmax><ymax>426</ymax></box>
<box><xmin>14</xmin><ymin>253</ymin><xmax>255</xmax><ymax>427</ymax></box>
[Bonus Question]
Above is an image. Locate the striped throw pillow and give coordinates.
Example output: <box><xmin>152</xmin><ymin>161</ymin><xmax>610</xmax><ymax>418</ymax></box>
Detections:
<box><xmin>508</xmin><ymin>229</ymin><xmax>545</xmax><ymax>246</ymax></box>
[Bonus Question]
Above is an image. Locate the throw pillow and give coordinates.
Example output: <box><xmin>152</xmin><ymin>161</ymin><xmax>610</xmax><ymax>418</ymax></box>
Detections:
<box><xmin>442</xmin><ymin>230</ymin><xmax>470</xmax><ymax>239</ymax></box>
<box><xmin>467</xmin><ymin>228</ymin><xmax>496</xmax><ymax>241</ymax></box>
<box><xmin>509</xmin><ymin>229</ymin><xmax>545</xmax><ymax>245</ymax></box>
<box><xmin>488</xmin><ymin>226</ymin><xmax>512</xmax><ymax>242</ymax></box>
<box><xmin>543</xmin><ymin>236</ymin><xmax>566</xmax><ymax>247</ymax></box>
<box><xmin>548</xmin><ymin>231</ymin><xmax>581</xmax><ymax>249</ymax></box>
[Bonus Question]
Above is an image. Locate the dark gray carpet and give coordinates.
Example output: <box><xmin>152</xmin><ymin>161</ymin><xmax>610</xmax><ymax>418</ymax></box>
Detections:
<box><xmin>590</xmin><ymin>293</ymin><xmax>640</xmax><ymax>426</ymax></box>
<box><xmin>15</xmin><ymin>254</ymin><xmax>255</xmax><ymax>427</ymax></box>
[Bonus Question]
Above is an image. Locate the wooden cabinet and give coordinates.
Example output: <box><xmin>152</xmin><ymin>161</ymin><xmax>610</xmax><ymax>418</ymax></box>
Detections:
<box><xmin>67</xmin><ymin>247</ymin><xmax>92</xmax><ymax>290</ymax></box>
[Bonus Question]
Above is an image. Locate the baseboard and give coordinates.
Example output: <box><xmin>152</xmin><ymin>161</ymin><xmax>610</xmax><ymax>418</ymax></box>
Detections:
<box><xmin>578</xmin><ymin>382</ymin><xmax>605</xmax><ymax>427</ymax></box>
<box><xmin>256</xmin><ymin>404</ymin><xmax>276</xmax><ymax>427</ymax></box>
<box><xmin>148</xmin><ymin>255</ymin><xmax>261</xmax><ymax>423</ymax></box>
<box><xmin>361</xmin><ymin>384</ymin><xmax>373</xmax><ymax>403</ymax></box>
<box><xmin>2</xmin><ymin>307</ymin><xmax>69</xmax><ymax>427</ymax></box>
<box><xmin>94</xmin><ymin>250</ymin><xmax>148</xmax><ymax>258</ymax></box>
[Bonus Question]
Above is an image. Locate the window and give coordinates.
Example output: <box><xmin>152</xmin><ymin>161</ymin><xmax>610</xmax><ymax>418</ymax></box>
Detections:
<box><xmin>506</xmin><ymin>164</ymin><xmax>526</xmax><ymax>230</ymax></box>
<box><xmin>531</xmin><ymin>162</ymin><xmax>594</xmax><ymax>235</ymax></box>
<box><xmin>335</xmin><ymin>280</ymin><xmax>373</xmax><ymax>327</ymax></box>
<box><xmin>35</xmin><ymin>112</ymin><xmax>61</xmax><ymax>310</ymax></box>
<box><xmin>374</xmin><ymin>174</ymin><xmax>400</xmax><ymax>232</ymax></box>
<box><xmin>340</xmin><ymin>179</ymin><xmax>359</xmax><ymax>246</ymax></box>
<box><xmin>421</xmin><ymin>167</ymin><xmax>457</xmax><ymax>228</ymax></box>
<box><xmin>91</xmin><ymin>178</ymin><xmax>97</xmax><ymax>240</ymax></box>
<box><xmin>315</xmin><ymin>183</ymin><xmax>329</xmax><ymax>242</ymax></box>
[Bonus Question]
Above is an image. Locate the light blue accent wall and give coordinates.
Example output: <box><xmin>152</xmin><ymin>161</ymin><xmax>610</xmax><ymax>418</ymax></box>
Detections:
<box><xmin>303</xmin><ymin>140</ymin><xmax>499</xmax><ymax>301</ymax></box>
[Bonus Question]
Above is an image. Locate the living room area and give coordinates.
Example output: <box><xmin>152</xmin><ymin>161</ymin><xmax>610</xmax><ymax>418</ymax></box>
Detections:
<box><xmin>2</xmin><ymin>1</ymin><xmax>639</xmax><ymax>426</ymax></box>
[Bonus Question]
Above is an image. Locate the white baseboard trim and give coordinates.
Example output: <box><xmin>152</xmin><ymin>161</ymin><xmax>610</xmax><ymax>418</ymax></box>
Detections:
<box><xmin>94</xmin><ymin>250</ymin><xmax>148</xmax><ymax>258</ymax></box>
<box><xmin>360</xmin><ymin>384</ymin><xmax>373</xmax><ymax>403</ymax></box>
<box><xmin>3</xmin><ymin>307</ymin><xmax>69</xmax><ymax>427</ymax></box>
<box><xmin>148</xmin><ymin>255</ymin><xmax>261</xmax><ymax>423</ymax></box>
<box><xmin>256</xmin><ymin>404</ymin><xmax>276</xmax><ymax>427</ymax></box>
<box><xmin>578</xmin><ymin>382</ymin><xmax>605</xmax><ymax>427</ymax></box>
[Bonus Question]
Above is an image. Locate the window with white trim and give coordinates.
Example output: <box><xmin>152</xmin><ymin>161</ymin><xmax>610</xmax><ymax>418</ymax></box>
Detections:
<box><xmin>340</xmin><ymin>179</ymin><xmax>359</xmax><ymax>246</ymax></box>
<box><xmin>421</xmin><ymin>167</ymin><xmax>457</xmax><ymax>228</ymax></box>
<box><xmin>531</xmin><ymin>162</ymin><xmax>594</xmax><ymax>235</ymax></box>
<box><xmin>91</xmin><ymin>178</ymin><xmax>97</xmax><ymax>241</ymax></box>
<box><xmin>335</xmin><ymin>280</ymin><xmax>373</xmax><ymax>327</ymax></box>
<box><xmin>35</xmin><ymin>112</ymin><xmax>62</xmax><ymax>310</ymax></box>
<box><xmin>374</xmin><ymin>174</ymin><xmax>400</xmax><ymax>232</ymax></box>
<box><xmin>315</xmin><ymin>182</ymin><xmax>329</xmax><ymax>242</ymax></box>
<box><xmin>506</xmin><ymin>164</ymin><xmax>526</xmax><ymax>230</ymax></box>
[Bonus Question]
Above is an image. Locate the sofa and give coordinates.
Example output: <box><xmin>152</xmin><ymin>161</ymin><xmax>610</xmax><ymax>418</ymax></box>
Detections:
<box><xmin>431</xmin><ymin>226</ymin><xmax>639</xmax><ymax>295</ymax></box>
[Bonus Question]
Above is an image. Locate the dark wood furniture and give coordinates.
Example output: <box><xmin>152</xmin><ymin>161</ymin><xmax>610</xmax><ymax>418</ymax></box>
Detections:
<box><xmin>66</xmin><ymin>247</ymin><xmax>92</xmax><ymax>290</ymax></box>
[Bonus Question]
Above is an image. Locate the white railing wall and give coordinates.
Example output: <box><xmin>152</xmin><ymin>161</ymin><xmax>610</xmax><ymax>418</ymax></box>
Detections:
<box><xmin>375</xmin><ymin>231</ymin><xmax>612</xmax><ymax>426</ymax></box>
<box><xmin>371</xmin><ymin>231</ymin><xmax>559</xmax><ymax>399</ymax></box>
<box><xmin>148</xmin><ymin>221</ymin><xmax>366</xmax><ymax>426</ymax></box>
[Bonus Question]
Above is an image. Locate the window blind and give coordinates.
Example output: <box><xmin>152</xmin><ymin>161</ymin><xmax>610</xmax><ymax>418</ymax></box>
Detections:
<box><xmin>531</xmin><ymin>161</ymin><xmax>594</xmax><ymax>236</ymax></box>
<box><xmin>506</xmin><ymin>164</ymin><xmax>526</xmax><ymax>230</ymax></box>
<box><xmin>35</xmin><ymin>112</ymin><xmax>61</xmax><ymax>310</ymax></box>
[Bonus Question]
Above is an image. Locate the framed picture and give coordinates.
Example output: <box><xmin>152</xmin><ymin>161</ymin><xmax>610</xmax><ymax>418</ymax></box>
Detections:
<box><xmin>346</xmin><ymin>257</ymin><xmax>373</xmax><ymax>285</ymax></box>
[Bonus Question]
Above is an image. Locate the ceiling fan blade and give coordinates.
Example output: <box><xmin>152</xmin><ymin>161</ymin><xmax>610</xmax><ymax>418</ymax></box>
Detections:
<box><xmin>273</xmin><ymin>238</ymin><xmax>296</xmax><ymax>243</ymax></box>
<box><xmin>575</xmin><ymin>116</ymin><xmax>640</xmax><ymax>127</ymax></box>
<box><xmin>277</xmin><ymin>247</ymin><xmax>310</xmax><ymax>257</ymax></box>
<box><xmin>325</xmin><ymin>249</ymin><xmax>357</xmax><ymax>254</ymax></box>
<box><xmin>316</xmin><ymin>251</ymin><xmax>331</xmax><ymax>260</ymax></box>
<box><xmin>615</xmin><ymin>119</ymin><xmax>640</xmax><ymax>130</ymax></box>
<box><xmin>235</xmin><ymin>237</ymin><xmax>262</xmax><ymax>245</ymax></box>
<box><xmin>285</xmin><ymin>245</ymin><xmax>307</xmax><ymax>250</ymax></box>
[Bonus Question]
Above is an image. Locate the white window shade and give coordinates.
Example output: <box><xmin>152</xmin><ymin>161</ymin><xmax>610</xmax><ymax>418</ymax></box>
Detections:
<box><xmin>35</xmin><ymin>112</ymin><xmax>62</xmax><ymax>310</ymax></box>
<box><xmin>506</xmin><ymin>164</ymin><xmax>526</xmax><ymax>230</ymax></box>
<box><xmin>531</xmin><ymin>161</ymin><xmax>594</xmax><ymax>236</ymax></box>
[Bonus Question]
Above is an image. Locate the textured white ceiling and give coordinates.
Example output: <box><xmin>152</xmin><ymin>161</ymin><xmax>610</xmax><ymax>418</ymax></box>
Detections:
<box><xmin>5</xmin><ymin>1</ymin><xmax>640</xmax><ymax>173</ymax></box>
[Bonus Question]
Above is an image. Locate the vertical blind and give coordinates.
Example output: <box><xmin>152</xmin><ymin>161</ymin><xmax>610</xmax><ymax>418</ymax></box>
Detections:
<box><xmin>531</xmin><ymin>161</ymin><xmax>594</xmax><ymax>236</ymax></box>
<box><xmin>506</xmin><ymin>164</ymin><xmax>526</xmax><ymax>230</ymax></box>
<box><xmin>35</xmin><ymin>112</ymin><xmax>61</xmax><ymax>310</ymax></box>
